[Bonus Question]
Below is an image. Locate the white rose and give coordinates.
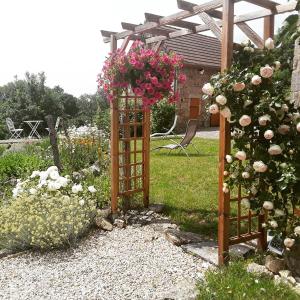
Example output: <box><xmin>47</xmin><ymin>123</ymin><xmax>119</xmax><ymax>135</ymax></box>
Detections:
<box><xmin>284</xmin><ymin>238</ymin><xmax>295</xmax><ymax>248</ymax></box>
<box><xmin>294</xmin><ymin>226</ymin><xmax>300</xmax><ymax>236</ymax></box>
<box><xmin>216</xmin><ymin>95</ymin><xmax>227</xmax><ymax>105</ymax></box>
<box><xmin>263</xmin><ymin>201</ymin><xmax>274</xmax><ymax>210</ymax></box>
<box><xmin>264</xmin><ymin>130</ymin><xmax>274</xmax><ymax>140</ymax></box>
<box><xmin>57</xmin><ymin>176</ymin><xmax>69</xmax><ymax>187</ymax></box>
<box><xmin>88</xmin><ymin>186</ymin><xmax>97</xmax><ymax>193</ymax></box>
<box><xmin>79</xmin><ymin>199</ymin><xmax>85</xmax><ymax>206</ymax></box>
<box><xmin>270</xmin><ymin>220</ymin><xmax>278</xmax><ymax>228</ymax></box>
<box><xmin>268</xmin><ymin>144</ymin><xmax>282</xmax><ymax>155</ymax></box>
<box><xmin>220</xmin><ymin>107</ymin><xmax>231</xmax><ymax>119</ymax></box>
<box><xmin>251</xmin><ymin>75</ymin><xmax>262</xmax><ymax>85</ymax></box>
<box><xmin>274</xmin><ymin>61</ymin><xmax>281</xmax><ymax>70</ymax></box>
<box><xmin>49</xmin><ymin>170</ymin><xmax>60</xmax><ymax>180</ymax></box>
<box><xmin>223</xmin><ymin>187</ymin><xmax>229</xmax><ymax>193</ymax></box>
<box><xmin>202</xmin><ymin>83</ymin><xmax>214</xmax><ymax>96</ymax></box>
<box><xmin>239</xmin><ymin>115</ymin><xmax>251</xmax><ymax>127</ymax></box>
<box><xmin>241</xmin><ymin>198</ymin><xmax>250</xmax><ymax>209</ymax></box>
<box><xmin>259</xmin><ymin>115</ymin><xmax>271</xmax><ymax>126</ymax></box>
<box><xmin>48</xmin><ymin>181</ymin><xmax>61</xmax><ymax>191</ymax></box>
<box><xmin>278</xmin><ymin>125</ymin><xmax>290</xmax><ymax>135</ymax></box>
<box><xmin>233</xmin><ymin>82</ymin><xmax>245</xmax><ymax>92</ymax></box>
<box><xmin>47</xmin><ymin>166</ymin><xmax>58</xmax><ymax>173</ymax></box>
<box><xmin>235</xmin><ymin>150</ymin><xmax>246</xmax><ymax>161</ymax></box>
<box><xmin>30</xmin><ymin>171</ymin><xmax>40</xmax><ymax>178</ymax></box>
<box><xmin>265</xmin><ymin>37</ymin><xmax>274</xmax><ymax>50</ymax></box>
<box><xmin>281</xmin><ymin>104</ymin><xmax>289</xmax><ymax>112</ymax></box>
<box><xmin>244</xmin><ymin>46</ymin><xmax>254</xmax><ymax>53</ymax></box>
<box><xmin>72</xmin><ymin>184</ymin><xmax>83</xmax><ymax>194</ymax></box>
<box><xmin>242</xmin><ymin>172</ymin><xmax>250</xmax><ymax>179</ymax></box>
<box><xmin>29</xmin><ymin>188</ymin><xmax>37</xmax><ymax>195</ymax></box>
<box><xmin>274</xmin><ymin>209</ymin><xmax>285</xmax><ymax>217</ymax></box>
<box><xmin>260</xmin><ymin>65</ymin><xmax>273</xmax><ymax>78</ymax></box>
<box><xmin>250</xmin><ymin>186</ymin><xmax>258</xmax><ymax>195</ymax></box>
<box><xmin>223</xmin><ymin>171</ymin><xmax>229</xmax><ymax>176</ymax></box>
<box><xmin>253</xmin><ymin>161</ymin><xmax>268</xmax><ymax>173</ymax></box>
<box><xmin>226</xmin><ymin>155</ymin><xmax>233</xmax><ymax>163</ymax></box>
<box><xmin>208</xmin><ymin>104</ymin><xmax>219</xmax><ymax>114</ymax></box>
<box><xmin>296</xmin><ymin>123</ymin><xmax>300</xmax><ymax>132</ymax></box>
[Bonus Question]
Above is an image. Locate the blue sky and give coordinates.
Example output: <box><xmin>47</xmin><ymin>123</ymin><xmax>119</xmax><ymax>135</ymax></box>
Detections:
<box><xmin>0</xmin><ymin>0</ymin><xmax>292</xmax><ymax>97</ymax></box>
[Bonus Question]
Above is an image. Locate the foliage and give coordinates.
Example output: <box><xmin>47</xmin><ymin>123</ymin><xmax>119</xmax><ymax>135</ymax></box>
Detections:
<box><xmin>99</xmin><ymin>41</ymin><xmax>186</xmax><ymax>105</ymax></box>
<box><xmin>151</xmin><ymin>99</ymin><xmax>176</xmax><ymax>134</ymax></box>
<box><xmin>198</xmin><ymin>260</ymin><xmax>299</xmax><ymax>300</ymax></box>
<box><xmin>0</xmin><ymin>145</ymin><xmax>6</xmax><ymax>156</ymax></box>
<box><xmin>204</xmin><ymin>38</ymin><xmax>300</xmax><ymax>244</ymax></box>
<box><xmin>0</xmin><ymin>166</ymin><xmax>98</xmax><ymax>251</ymax></box>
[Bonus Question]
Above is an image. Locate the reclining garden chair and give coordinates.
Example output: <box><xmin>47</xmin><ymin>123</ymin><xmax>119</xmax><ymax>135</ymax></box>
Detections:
<box><xmin>150</xmin><ymin>115</ymin><xmax>178</xmax><ymax>139</ymax></box>
<box><xmin>152</xmin><ymin>119</ymin><xmax>200</xmax><ymax>157</ymax></box>
<box><xmin>6</xmin><ymin>118</ymin><xmax>23</xmax><ymax>139</ymax></box>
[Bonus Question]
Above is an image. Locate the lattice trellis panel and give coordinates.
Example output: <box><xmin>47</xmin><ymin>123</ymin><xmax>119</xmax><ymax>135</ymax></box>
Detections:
<box><xmin>111</xmin><ymin>93</ymin><xmax>150</xmax><ymax>211</ymax></box>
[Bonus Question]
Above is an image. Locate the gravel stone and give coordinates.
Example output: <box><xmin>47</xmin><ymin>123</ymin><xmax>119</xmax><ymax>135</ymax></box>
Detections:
<box><xmin>0</xmin><ymin>226</ymin><xmax>210</xmax><ymax>300</ymax></box>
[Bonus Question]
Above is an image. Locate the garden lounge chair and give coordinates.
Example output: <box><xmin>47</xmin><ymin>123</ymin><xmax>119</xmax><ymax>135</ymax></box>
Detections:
<box><xmin>6</xmin><ymin>118</ymin><xmax>23</xmax><ymax>139</ymax></box>
<box><xmin>152</xmin><ymin>119</ymin><xmax>200</xmax><ymax>157</ymax></box>
<box><xmin>150</xmin><ymin>115</ymin><xmax>178</xmax><ymax>139</ymax></box>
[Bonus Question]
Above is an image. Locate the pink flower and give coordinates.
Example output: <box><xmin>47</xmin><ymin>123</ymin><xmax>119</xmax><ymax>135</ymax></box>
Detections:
<box><xmin>260</xmin><ymin>65</ymin><xmax>273</xmax><ymax>78</ymax></box>
<box><xmin>233</xmin><ymin>82</ymin><xmax>245</xmax><ymax>92</ymax></box>
<box><xmin>133</xmin><ymin>88</ymin><xmax>144</xmax><ymax>96</ymax></box>
<box><xmin>150</xmin><ymin>77</ymin><xmax>159</xmax><ymax>85</ymax></box>
<box><xmin>251</xmin><ymin>75</ymin><xmax>262</xmax><ymax>85</ymax></box>
<box><xmin>178</xmin><ymin>73</ymin><xmax>187</xmax><ymax>84</ymax></box>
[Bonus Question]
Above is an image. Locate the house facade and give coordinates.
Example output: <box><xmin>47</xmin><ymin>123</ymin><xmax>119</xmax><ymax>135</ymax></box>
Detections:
<box><xmin>161</xmin><ymin>34</ymin><xmax>221</xmax><ymax>132</ymax></box>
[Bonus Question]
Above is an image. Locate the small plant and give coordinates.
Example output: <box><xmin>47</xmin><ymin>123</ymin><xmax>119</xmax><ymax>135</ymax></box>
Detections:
<box><xmin>0</xmin><ymin>166</ymin><xmax>98</xmax><ymax>251</ymax></box>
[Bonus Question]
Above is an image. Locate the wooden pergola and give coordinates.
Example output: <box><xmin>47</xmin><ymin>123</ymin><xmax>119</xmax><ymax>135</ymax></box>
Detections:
<box><xmin>101</xmin><ymin>0</ymin><xmax>297</xmax><ymax>265</ymax></box>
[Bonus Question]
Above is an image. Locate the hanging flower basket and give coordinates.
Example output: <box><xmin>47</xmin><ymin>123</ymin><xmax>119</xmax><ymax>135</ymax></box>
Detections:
<box><xmin>98</xmin><ymin>41</ymin><xmax>186</xmax><ymax>106</ymax></box>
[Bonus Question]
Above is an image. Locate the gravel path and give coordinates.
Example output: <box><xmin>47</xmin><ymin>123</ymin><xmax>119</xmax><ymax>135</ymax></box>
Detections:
<box><xmin>0</xmin><ymin>225</ymin><xmax>211</xmax><ymax>300</ymax></box>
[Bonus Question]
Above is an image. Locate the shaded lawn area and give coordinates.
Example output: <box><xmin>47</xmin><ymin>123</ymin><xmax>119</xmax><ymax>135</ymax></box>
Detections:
<box><xmin>150</xmin><ymin>137</ymin><xmax>219</xmax><ymax>238</ymax></box>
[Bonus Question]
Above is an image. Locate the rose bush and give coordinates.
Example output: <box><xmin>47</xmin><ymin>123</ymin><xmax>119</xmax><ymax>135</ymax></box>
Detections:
<box><xmin>203</xmin><ymin>38</ymin><xmax>300</xmax><ymax>249</ymax></box>
<box><xmin>98</xmin><ymin>41</ymin><xmax>186</xmax><ymax>106</ymax></box>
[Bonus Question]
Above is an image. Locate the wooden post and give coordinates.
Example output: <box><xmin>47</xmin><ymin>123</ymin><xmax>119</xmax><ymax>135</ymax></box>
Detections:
<box><xmin>263</xmin><ymin>15</ymin><xmax>274</xmax><ymax>40</ymax></box>
<box><xmin>218</xmin><ymin>0</ymin><xmax>234</xmax><ymax>266</ymax></box>
<box><xmin>45</xmin><ymin>115</ymin><xmax>62</xmax><ymax>172</ymax></box>
<box><xmin>110</xmin><ymin>34</ymin><xmax>119</xmax><ymax>213</ymax></box>
<box><xmin>143</xmin><ymin>106</ymin><xmax>151</xmax><ymax>207</ymax></box>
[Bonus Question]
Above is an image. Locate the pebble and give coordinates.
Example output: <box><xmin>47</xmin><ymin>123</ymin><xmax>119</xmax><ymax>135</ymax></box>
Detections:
<box><xmin>0</xmin><ymin>226</ymin><xmax>211</xmax><ymax>300</ymax></box>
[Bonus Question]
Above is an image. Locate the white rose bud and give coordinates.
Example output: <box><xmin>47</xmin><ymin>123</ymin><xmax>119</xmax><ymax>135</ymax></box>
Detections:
<box><xmin>281</xmin><ymin>104</ymin><xmax>289</xmax><ymax>112</ymax></box>
<box><xmin>242</xmin><ymin>172</ymin><xmax>250</xmax><ymax>179</ymax></box>
<box><xmin>208</xmin><ymin>104</ymin><xmax>219</xmax><ymax>114</ymax></box>
<box><xmin>88</xmin><ymin>186</ymin><xmax>97</xmax><ymax>193</ymax></box>
<box><xmin>241</xmin><ymin>198</ymin><xmax>250</xmax><ymax>209</ymax></box>
<box><xmin>268</xmin><ymin>144</ymin><xmax>282</xmax><ymax>156</ymax></box>
<box><xmin>253</xmin><ymin>161</ymin><xmax>268</xmax><ymax>173</ymax></box>
<box><xmin>79</xmin><ymin>199</ymin><xmax>85</xmax><ymax>206</ymax></box>
<box><xmin>274</xmin><ymin>61</ymin><xmax>281</xmax><ymax>70</ymax></box>
<box><xmin>239</xmin><ymin>115</ymin><xmax>252</xmax><ymax>127</ymax></box>
<box><xmin>284</xmin><ymin>238</ymin><xmax>295</xmax><ymax>248</ymax></box>
<box><xmin>223</xmin><ymin>187</ymin><xmax>229</xmax><ymax>193</ymax></box>
<box><xmin>202</xmin><ymin>83</ymin><xmax>214</xmax><ymax>96</ymax></box>
<box><xmin>250</xmin><ymin>186</ymin><xmax>258</xmax><ymax>195</ymax></box>
<box><xmin>223</xmin><ymin>171</ymin><xmax>229</xmax><ymax>176</ymax></box>
<box><xmin>216</xmin><ymin>95</ymin><xmax>227</xmax><ymax>105</ymax></box>
<box><xmin>270</xmin><ymin>220</ymin><xmax>278</xmax><ymax>228</ymax></box>
<box><xmin>220</xmin><ymin>107</ymin><xmax>232</xmax><ymax>119</ymax></box>
<box><xmin>259</xmin><ymin>115</ymin><xmax>271</xmax><ymax>126</ymax></box>
<box><xmin>296</xmin><ymin>123</ymin><xmax>300</xmax><ymax>132</ymax></box>
<box><xmin>263</xmin><ymin>201</ymin><xmax>274</xmax><ymax>210</ymax></box>
<box><xmin>226</xmin><ymin>155</ymin><xmax>233</xmax><ymax>164</ymax></box>
<box><xmin>251</xmin><ymin>75</ymin><xmax>262</xmax><ymax>85</ymax></box>
<box><xmin>265</xmin><ymin>37</ymin><xmax>274</xmax><ymax>50</ymax></box>
<box><xmin>274</xmin><ymin>209</ymin><xmax>285</xmax><ymax>217</ymax></box>
<box><xmin>235</xmin><ymin>150</ymin><xmax>247</xmax><ymax>161</ymax></box>
<box><xmin>294</xmin><ymin>226</ymin><xmax>300</xmax><ymax>236</ymax></box>
<box><xmin>264</xmin><ymin>130</ymin><xmax>274</xmax><ymax>140</ymax></box>
<box><xmin>260</xmin><ymin>65</ymin><xmax>273</xmax><ymax>78</ymax></box>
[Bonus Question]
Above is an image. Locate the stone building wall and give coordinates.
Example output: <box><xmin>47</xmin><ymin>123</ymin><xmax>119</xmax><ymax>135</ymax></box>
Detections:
<box><xmin>175</xmin><ymin>66</ymin><xmax>219</xmax><ymax>132</ymax></box>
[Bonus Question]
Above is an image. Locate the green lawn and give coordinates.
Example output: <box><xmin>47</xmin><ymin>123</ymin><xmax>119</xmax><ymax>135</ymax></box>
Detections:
<box><xmin>150</xmin><ymin>137</ymin><xmax>219</xmax><ymax>237</ymax></box>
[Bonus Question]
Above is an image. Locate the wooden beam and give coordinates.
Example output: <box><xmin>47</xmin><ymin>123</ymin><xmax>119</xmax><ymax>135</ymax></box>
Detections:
<box><xmin>218</xmin><ymin>0</ymin><xmax>234</xmax><ymax>266</ymax></box>
<box><xmin>145</xmin><ymin>1</ymin><xmax>297</xmax><ymax>43</ymax></box>
<box><xmin>121</xmin><ymin>21</ymin><xmax>172</xmax><ymax>36</ymax></box>
<box><xmin>120</xmin><ymin>36</ymin><xmax>130</xmax><ymax>52</ymax></box>
<box><xmin>101</xmin><ymin>30</ymin><xmax>117</xmax><ymax>38</ymax></box>
<box><xmin>263</xmin><ymin>15</ymin><xmax>275</xmax><ymax>40</ymax></box>
<box><xmin>152</xmin><ymin>41</ymin><xmax>162</xmax><ymax>52</ymax></box>
<box><xmin>198</xmin><ymin>12</ymin><xmax>222</xmax><ymax>40</ymax></box>
<box><xmin>244</xmin><ymin>0</ymin><xmax>278</xmax><ymax>9</ymax></box>
<box><xmin>237</xmin><ymin>22</ymin><xmax>264</xmax><ymax>48</ymax></box>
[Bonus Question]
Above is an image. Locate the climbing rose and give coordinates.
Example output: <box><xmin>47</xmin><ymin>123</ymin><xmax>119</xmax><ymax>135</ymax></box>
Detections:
<box><xmin>274</xmin><ymin>61</ymin><xmax>281</xmax><ymax>70</ymax></box>
<box><xmin>253</xmin><ymin>161</ymin><xmax>268</xmax><ymax>173</ymax></box>
<box><xmin>296</xmin><ymin>123</ymin><xmax>300</xmax><ymax>132</ymax></box>
<box><xmin>274</xmin><ymin>209</ymin><xmax>285</xmax><ymax>216</ymax></box>
<box><xmin>281</xmin><ymin>104</ymin><xmax>289</xmax><ymax>112</ymax></box>
<box><xmin>270</xmin><ymin>220</ymin><xmax>278</xmax><ymax>228</ymax></box>
<box><xmin>265</xmin><ymin>37</ymin><xmax>274</xmax><ymax>50</ymax></box>
<box><xmin>251</xmin><ymin>75</ymin><xmax>262</xmax><ymax>85</ymax></box>
<box><xmin>233</xmin><ymin>82</ymin><xmax>245</xmax><ymax>92</ymax></box>
<box><xmin>259</xmin><ymin>115</ymin><xmax>271</xmax><ymax>126</ymax></box>
<box><xmin>268</xmin><ymin>144</ymin><xmax>282</xmax><ymax>155</ymax></box>
<box><xmin>294</xmin><ymin>226</ymin><xmax>300</xmax><ymax>235</ymax></box>
<box><xmin>264</xmin><ymin>130</ymin><xmax>274</xmax><ymax>140</ymax></box>
<box><xmin>216</xmin><ymin>95</ymin><xmax>227</xmax><ymax>105</ymax></box>
<box><xmin>263</xmin><ymin>201</ymin><xmax>274</xmax><ymax>210</ymax></box>
<box><xmin>220</xmin><ymin>107</ymin><xmax>231</xmax><ymax>119</ymax></box>
<box><xmin>202</xmin><ymin>83</ymin><xmax>214</xmax><ymax>96</ymax></box>
<box><xmin>239</xmin><ymin>115</ymin><xmax>251</xmax><ymax>127</ymax></box>
<box><xmin>260</xmin><ymin>65</ymin><xmax>273</xmax><ymax>78</ymax></box>
<box><xmin>242</xmin><ymin>172</ymin><xmax>250</xmax><ymax>179</ymax></box>
<box><xmin>208</xmin><ymin>104</ymin><xmax>219</xmax><ymax>114</ymax></box>
<box><xmin>284</xmin><ymin>238</ymin><xmax>295</xmax><ymax>248</ymax></box>
<box><xmin>226</xmin><ymin>155</ymin><xmax>233</xmax><ymax>163</ymax></box>
<box><xmin>278</xmin><ymin>124</ymin><xmax>290</xmax><ymax>135</ymax></box>
<box><xmin>235</xmin><ymin>150</ymin><xmax>246</xmax><ymax>161</ymax></box>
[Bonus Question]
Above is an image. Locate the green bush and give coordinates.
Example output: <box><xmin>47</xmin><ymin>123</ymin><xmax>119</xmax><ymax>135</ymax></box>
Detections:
<box><xmin>0</xmin><ymin>145</ymin><xmax>6</xmax><ymax>156</ymax></box>
<box><xmin>151</xmin><ymin>100</ymin><xmax>176</xmax><ymax>134</ymax></box>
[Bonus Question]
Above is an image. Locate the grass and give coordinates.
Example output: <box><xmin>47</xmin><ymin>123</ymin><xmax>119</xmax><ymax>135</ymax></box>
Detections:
<box><xmin>150</xmin><ymin>137</ymin><xmax>219</xmax><ymax>237</ymax></box>
<box><xmin>197</xmin><ymin>260</ymin><xmax>299</xmax><ymax>300</ymax></box>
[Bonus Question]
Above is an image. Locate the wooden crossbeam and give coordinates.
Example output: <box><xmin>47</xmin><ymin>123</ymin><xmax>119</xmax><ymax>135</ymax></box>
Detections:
<box><xmin>244</xmin><ymin>0</ymin><xmax>279</xmax><ymax>9</ymax></box>
<box><xmin>237</xmin><ymin>22</ymin><xmax>264</xmax><ymax>48</ymax></box>
<box><xmin>121</xmin><ymin>22</ymin><xmax>172</xmax><ymax>36</ymax></box>
<box><xmin>145</xmin><ymin>1</ymin><xmax>297</xmax><ymax>44</ymax></box>
<box><xmin>198</xmin><ymin>11</ymin><xmax>222</xmax><ymax>40</ymax></box>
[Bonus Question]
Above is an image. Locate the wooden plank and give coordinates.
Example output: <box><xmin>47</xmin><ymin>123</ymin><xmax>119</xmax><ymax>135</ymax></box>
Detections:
<box><xmin>264</xmin><ymin>15</ymin><xmax>275</xmax><ymax>40</ymax></box>
<box><xmin>143</xmin><ymin>106</ymin><xmax>151</xmax><ymax>208</ymax></box>
<box><xmin>110</xmin><ymin>35</ymin><xmax>119</xmax><ymax>214</ymax></box>
<box><xmin>121</xmin><ymin>21</ymin><xmax>172</xmax><ymax>36</ymax></box>
<box><xmin>218</xmin><ymin>0</ymin><xmax>234</xmax><ymax>266</ymax></box>
<box><xmin>244</xmin><ymin>0</ymin><xmax>278</xmax><ymax>9</ymax></box>
<box><xmin>237</xmin><ymin>22</ymin><xmax>264</xmax><ymax>48</ymax></box>
<box><xmin>198</xmin><ymin>12</ymin><xmax>222</xmax><ymax>40</ymax></box>
<box><xmin>120</xmin><ymin>36</ymin><xmax>130</xmax><ymax>52</ymax></box>
<box><xmin>152</xmin><ymin>40</ymin><xmax>162</xmax><ymax>52</ymax></box>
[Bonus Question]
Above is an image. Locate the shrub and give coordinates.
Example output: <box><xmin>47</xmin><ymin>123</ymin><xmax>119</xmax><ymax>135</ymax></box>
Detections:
<box><xmin>0</xmin><ymin>166</ymin><xmax>98</xmax><ymax>251</ymax></box>
<box><xmin>151</xmin><ymin>99</ymin><xmax>176</xmax><ymax>134</ymax></box>
<box><xmin>0</xmin><ymin>145</ymin><xmax>6</xmax><ymax>156</ymax></box>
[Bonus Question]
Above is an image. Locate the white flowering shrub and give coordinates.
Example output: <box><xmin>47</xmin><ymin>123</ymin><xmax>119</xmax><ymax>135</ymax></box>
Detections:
<box><xmin>0</xmin><ymin>166</ymin><xmax>98</xmax><ymax>251</ymax></box>
<box><xmin>203</xmin><ymin>38</ymin><xmax>300</xmax><ymax>249</ymax></box>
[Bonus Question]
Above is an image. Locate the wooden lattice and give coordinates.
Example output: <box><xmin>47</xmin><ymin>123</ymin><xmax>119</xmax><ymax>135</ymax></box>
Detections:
<box><xmin>110</xmin><ymin>92</ymin><xmax>150</xmax><ymax>212</ymax></box>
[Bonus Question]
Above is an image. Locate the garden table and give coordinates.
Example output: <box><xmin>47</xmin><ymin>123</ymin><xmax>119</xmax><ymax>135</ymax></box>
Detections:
<box><xmin>24</xmin><ymin>120</ymin><xmax>43</xmax><ymax>139</ymax></box>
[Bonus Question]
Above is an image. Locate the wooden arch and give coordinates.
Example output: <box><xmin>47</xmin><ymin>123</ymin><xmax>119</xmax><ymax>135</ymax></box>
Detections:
<box><xmin>101</xmin><ymin>0</ymin><xmax>298</xmax><ymax>265</ymax></box>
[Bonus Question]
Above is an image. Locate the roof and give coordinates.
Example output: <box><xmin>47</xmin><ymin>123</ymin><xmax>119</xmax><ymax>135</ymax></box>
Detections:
<box><xmin>161</xmin><ymin>33</ymin><xmax>221</xmax><ymax>69</ymax></box>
